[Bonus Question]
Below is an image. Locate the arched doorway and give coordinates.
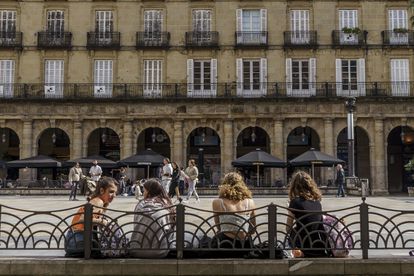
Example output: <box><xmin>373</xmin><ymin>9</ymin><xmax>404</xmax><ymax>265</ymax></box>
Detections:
<box><xmin>137</xmin><ymin>127</ymin><xmax>170</xmax><ymax>158</ymax></box>
<box><xmin>0</xmin><ymin>128</ymin><xmax>19</xmax><ymax>180</ymax></box>
<box><xmin>387</xmin><ymin>126</ymin><xmax>414</xmax><ymax>193</ymax></box>
<box><xmin>336</xmin><ymin>126</ymin><xmax>370</xmax><ymax>180</ymax></box>
<box><xmin>287</xmin><ymin>126</ymin><xmax>320</xmax><ymax>182</ymax></box>
<box><xmin>87</xmin><ymin>128</ymin><xmax>120</xmax><ymax>161</ymax></box>
<box><xmin>38</xmin><ymin>128</ymin><xmax>70</xmax><ymax>180</ymax></box>
<box><xmin>187</xmin><ymin>127</ymin><xmax>221</xmax><ymax>186</ymax></box>
<box><xmin>236</xmin><ymin>127</ymin><xmax>270</xmax><ymax>186</ymax></box>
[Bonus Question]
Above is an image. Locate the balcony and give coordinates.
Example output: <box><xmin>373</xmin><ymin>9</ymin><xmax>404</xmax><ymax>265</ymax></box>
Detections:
<box><xmin>283</xmin><ymin>31</ymin><xmax>318</xmax><ymax>49</ymax></box>
<box><xmin>0</xmin><ymin>32</ymin><xmax>23</xmax><ymax>49</ymax></box>
<box><xmin>332</xmin><ymin>30</ymin><xmax>367</xmax><ymax>48</ymax></box>
<box><xmin>185</xmin><ymin>32</ymin><xmax>219</xmax><ymax>48</ymax></box>
<box><xmin>87</xmin><ymin>32</ymin><xmax>121</xmax><ymax>50</ymax></box>
<box><xmin>235</xmin><ymin>32</ymin><xmax>268</xmax><ymax>48</ymax></box>
<box><xmin>382</xmin><ymin>30</ymin><xmax>414</xmax><ymax>47</ymax></box>
<box><xmin>136</xmin><ymin>32</ymin><xmax>170</xmax><ymax>49</ymax></box>
<box><xmin>37</xmin><ymin>32</ymin><xmax>72</xmax><ymax>50</ymax></box>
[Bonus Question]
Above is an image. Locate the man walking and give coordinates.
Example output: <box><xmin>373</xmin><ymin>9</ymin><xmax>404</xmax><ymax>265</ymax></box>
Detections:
<box><xmin>336</xmin><ymin>164</ymin><xmax>346</xmax><ymax>197</ymax></box>
<box><xmin>68</xmin><ymin>162</ymin><xmax>83</xmax><ymax>201</ymax></box>
<box><xmin>161</xmin><ymin>158</ymin><xmax>173</xmax><ymax>192</ymax></box>
<box><xmin>89</xmin><ymin>160</ymin><xmax>102</xmax><ymax>183</ymax></box>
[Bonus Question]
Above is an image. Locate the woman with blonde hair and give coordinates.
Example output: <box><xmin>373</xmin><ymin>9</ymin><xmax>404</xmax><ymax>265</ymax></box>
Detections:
<box><xmin>286</xmin><ymin>170</ymin><xmax>329</xmax><ymax>257</ymax></box>
<box><xmin>212</xmin><ymin>172</ymin><xmax>256</xmax><ymax>256</ymax></box>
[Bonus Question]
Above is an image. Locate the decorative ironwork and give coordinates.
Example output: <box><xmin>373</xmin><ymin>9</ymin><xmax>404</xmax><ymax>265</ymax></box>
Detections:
<box><xmin>332</xmin><ymin>30</ymin><xmax>368</xmax><ymax>48</ymax></box>
<box><xmin>87</xmin><ymin>32</ymin><xmax>121</xmax><ymax>50</ymax></box>
<box><xmin>185</xmin><ymin>32</ymin><xmax>219</xmax><ymax>48</ymax></box>
<box><xmin>136</xmin><ymin>32</ymin><xmax>170</xmax><ymax>49</ymax></box>
<box><xmin>283</xmin><ymin>31</ymin><xmax>318</xmax><ymax>49</ymax></box>
<box><xmin>37</xmin><ymin>32</ymin><xmax>72</xmax><ymax>49</ymax></box>
<box><xmin>235</xmin><ymin>32</ymin><xmax>268</xmax><ymax>47</ymax></box>
<box><xmin>382</xmin><ymin>30</ymin><xmax>414</xmax><ymax>47</ymax></box>
<box><xmin>0</xmin><ymin>32</ymin><xmax>23</xmax><ymax>49</ymax></box>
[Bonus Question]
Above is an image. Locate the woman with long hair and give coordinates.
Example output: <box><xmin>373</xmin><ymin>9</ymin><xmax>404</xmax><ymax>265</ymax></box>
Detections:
<box><xmin>286</xmin><ymin>170</ymin><xmax>329</xmax><ymax>257</ymax></box>
<box><xmin>168</xmin><ymin>161</ymin><xmax>183</xmax><ymax>202</ymax></box>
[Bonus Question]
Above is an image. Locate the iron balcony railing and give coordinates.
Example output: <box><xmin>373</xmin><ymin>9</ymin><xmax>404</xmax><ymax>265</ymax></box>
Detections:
<box><xmin>37</xmin><ymin>31</ymin><xmax>72</xmax><ymax>49</ymax></box>
<box><xmin>0</xmin><ymin>31</ymin><xmax>23</xmax><ymax>49</ymax></box>
<box><xmin>0</xmin><ymin>82</ymin><xmax>413</xmax><ymax>100</ymax></box>
<box><xmin>332</xmin><ymin>30</ymin><xmax>368</xmax><ymax>47</ymax></box>
<box><xmin>185</xmin><ymin>31</ymin><xmax>219</xmax><ymax>48</ymax></box>
<box><xmin>87</xmin><ymin>32</ymin><xmax>121</xmax><ymax>50</ymax></box>
<box><xmin>381</xmin><ymin>30</ymin><xmax>414</xmax><ymax>46</ymax></box>
<box><xmin>284</xmin><ymin>31</ymin><xmax>318</xmax><ymax>48</ymax></box>
<box><xmin>235</xmin><ymin>32</ymin><xmax>268</xmax><ymax>47</ymax></box>
<box><xmin>136</xmin><ymin>32</ymin><xmax>170</xmax><ymax>49</ymax></box>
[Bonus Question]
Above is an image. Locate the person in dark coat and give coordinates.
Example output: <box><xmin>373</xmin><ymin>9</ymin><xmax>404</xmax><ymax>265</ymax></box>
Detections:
<box><xmin>336</xmin><ymin>164</ymin><xmax>346</xmax><ymax>197</ymax></box>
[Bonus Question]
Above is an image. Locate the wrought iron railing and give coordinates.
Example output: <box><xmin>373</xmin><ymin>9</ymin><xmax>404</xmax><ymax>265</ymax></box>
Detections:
<box><xmin>37</xmin><ymin>32</ymin><xmax>72</xmax><ymax>49</ymax></box>
<box><xmin>87</xmin><ymin>32</ymin><xmax>121</xmax><ymax>50</ymax></box>
<box><xmin>332</xmin><ymin>30</ymin><xmax>367</xmax><ymax>47</ymax></box>
<box><xmin>284</xmin><ymin>31</ymin><xmax>318</xmax><ymax>48</ymax></box>
<box><xmin>1</xmin><ymin>200</ymin><xmax>413</xmax><ymax>259</ymax></box>
<box><xmin>0</xmin><ymin>32</ymin><xmax>23</xmax><ymax>49</ymax></box>
<box><xmin>235</xmin><ymin>32</ymin><xmax>268</xmax><ymax>47</ymax></box>
<box><xmin>136</xmin><ymin>32</ymin><xmax>170</xmax><ymax>49</ymax></box>
<box><xmin>185</xmin><ymin>31</ymin><xmax>219</xmax><ymax>48</ymax></box>
<box><xmin>382</xmin><ymin>30</ymin><xmax>414</xmax><ymax>46</ymax></box>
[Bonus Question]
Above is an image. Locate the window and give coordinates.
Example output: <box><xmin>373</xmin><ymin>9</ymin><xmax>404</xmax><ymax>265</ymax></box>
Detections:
<box><xmin>290</xmin><ymin>10</ymin><xmax>309</xmax><ymax>44</ymax></box>
<box><xmin>187</xmin><ymin>59</ymin><xmax>217</xmax><ymax>97</ymax></box>
<box><xmin>335</xmin><ymin>58</ymin><xmax>365</xmax><ymax>96</ymax></box>
<box><xmin>389</xmin><ymin>10</ymin><xmax>408</xmax><ymax>44</ymax></box>
<box><xmin>339</xmin><ymin>10</ymin><xmax>358</xmax><ymax>44</ymax></box>
<box><xmin>236</xmin><ymin>58</ymin><xmax>267</xmax><ymax>97</ymax></box>
<box><xmin>0</xmin><ymin>60</ymin><xmax>14</xmax><ymax>98</ymax></box>
<box><xmin>192</xmin><ymin>10</ymin><xmax>211</xmax><ymax>42</ymax></box>
<box><xmin>236</xmin><ymin>9</ymin><xmax>267</xmax><ymax>44</ymax></box>
<box><xmin>96</xmin><ymin>11</ymin><xmax>113</xmax><ymax>42</ymax></box>
<box><xmin>143</xmin><ymin>60</ymin><xmax>162</xmax><ymax>98</ymax></box>
<box><xmin>391</xmin><ymin>59</ymin><xmax>410</xmax><ymax>96</ymax></box>
<box><xmin>0</xmin><ymin>10</ymin><xmax>16</xmax><ymax>41</ymax></box>
<box><xmin>144</xmin><ymin>10</ymin><xmax>162</xmax><ymax>41</ymax></box>
<box><xmin>286</xmin><ymin>58</ymin><xmax>316</xmax><ymax>96</ymax></box>
<box><xmin>44</xmin><ymin>60</ymin><xmax>64</xmax><ymax>98</ymax></box>
<box><xmin>47</xmin><ymin>10</ymin><xmax>64</xmax><ymax>33</ymax></box>
<box><xmin>94</xmin><ymin>60</ymin><xmax>113</xmax><ymax>97</ymax></box>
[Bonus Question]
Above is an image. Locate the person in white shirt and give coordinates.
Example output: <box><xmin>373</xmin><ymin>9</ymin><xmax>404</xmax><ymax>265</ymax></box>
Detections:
<box><xmin>68</xmin><ymin>162</ymin><xmax>83</xmax><ymax>201</ymax></box>
<box><xmin>89</xmin><ymin>160</ymin><xmax>103</xmax><ymax>182</ymax></box>
<box><xmin>161</xmin><ymin>158</ymin><xmax>173</xmax><ymax>192</ymax></box>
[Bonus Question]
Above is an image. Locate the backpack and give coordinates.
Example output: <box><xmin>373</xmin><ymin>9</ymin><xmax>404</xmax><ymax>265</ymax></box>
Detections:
<box><xmin>322</xmin><ymin>215</ymin><xmax>353</xmax><ymax>257</ymax></box>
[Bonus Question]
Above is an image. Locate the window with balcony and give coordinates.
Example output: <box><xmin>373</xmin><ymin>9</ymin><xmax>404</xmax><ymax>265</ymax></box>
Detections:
<box><xmin>87</xmin><ymin>11</ymin><xmax>119</xmax><ymax>49</ymax></box>
<box><xmin>236</xmin><ymin>9</ymin><xmax>267</xmax><ymax>46</ymax></box>
<box><xmin>290</xmin><ymin>10</ymin><xmax>309</xmax><ymax>44</ymax></box>
<box><xmin>186</xmin><ymin>10</ymin><xmax>217</xmax><ymax>47</ymax></box>
<box><xmin>391</xmin><ymin>59</ymin><xmax>410</xmax><ymax>96</ymax></box>
<box><xmin>0</xmin><ymin>60</ymin><xmax>14</xmax><ymax>98</ymax></box>
<box><xmin>388</xmin><ymin>10</ymin><xmax>409</xmax><ymax>45</ymax></box>
<box><xmin>236</xmin><ymin>58</ymin><xmax>267</xmax><ymax>97</ymax></box>
<box><xmin>187</xmin><ymin>59</ymin><xmax>217</xmax><ymax>97</ymax></box>
<box><xmin>94</xmin><ymin>60</ymin><xmax>113</xmax><ymax>98</ymax></box>
<box><xmin>38</xmin><ymin>10</ymin><xmax>71</xmax><ymax>49</ymax></box>
<box><xmin>0</xmin><ymin>10</ymin><xmax>20</xmax><ymax>48</ymax></box>
<box><xmin>44</xmin><ymin>60</ymin><xmax>64</xmax><ymax>98</ymax></box>
<box><xmin>336</xmin><ymin>59</ymin><xmax>365</xmax><ymax>96</ymax></box>
<box><xmin>286</xmin><ymin>58</ymin><xmax>316</xmax><ymax>97</ymax></box>
<box><xmin>144</xmin><ymin>60</ymin><xmax>162</xmax><ymax>98</ymax></box>
<box><xmin>339</xmin><ymin>10</ymin><xmax>358</xmax><ymax>45</ymax></box>
<box><xmin>137</xmin><ymin>10</ymin><xmax>169</xmax><ymax>48</ymax></box>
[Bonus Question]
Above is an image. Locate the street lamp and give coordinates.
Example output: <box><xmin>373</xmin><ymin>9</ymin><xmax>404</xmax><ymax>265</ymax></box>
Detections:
<box><xmin>345</xmin><ymin>97</ymin><xmax>356</xmax><ymax>177</ymax></box>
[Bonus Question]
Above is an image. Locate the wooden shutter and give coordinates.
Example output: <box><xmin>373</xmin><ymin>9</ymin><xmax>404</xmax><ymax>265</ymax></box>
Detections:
<box><xmin>187</xmin><ymin>59</ymin><xmax>194</xmax><ymax>94</ymax></box>
<box><xmin>309</xmin><ymin>58</ymin><xmax>316</xmax><ymax>96</ymax></box>
<box><xmin>0</xmin><ymin>60</ymin><xmax>14</xmax><ymax>97</ymax></box>
<box><xmin>94</xmin><ymin>60</ymin><xmax>113</xmax><ymax>97</ymax></box>
<box><xmin>211</xmin><ymin>58</ymin><xmax>217</xmax><ymax>96</ymax></box>
<box><xmin>286</xmin><ymin>58</ymin><xmax>292</xmax><ymax>96</ymax></box>
<box><xmin>357</xmin><ymin>58</ymin><xmax>365</xmax><ymax>96</ymax></box>
<box><xmin>335</xmin><ymin>59</ymin><xmax>342</xmax><ymax>96</ymax></box>
<box><xmin>236</xmin><ymin>58</ymin><xmax>243</xmax><ymax>96</ymax></box>
<box><xmin>260</xmin><ymin>58</ymin><xmax>267</xmax><ymax>96</ymax></box>
<box><xmin>45</xmin><ymin>60</ymin><xmax>64</xmax><ymax>97</ymax></box>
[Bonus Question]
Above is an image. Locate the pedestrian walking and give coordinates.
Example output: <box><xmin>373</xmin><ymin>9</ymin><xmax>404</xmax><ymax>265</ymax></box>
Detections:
<box><xmin>184</xmin><ymin>159</ymin><xmax>200</xmax><ymax>202</ymax></box>
<box><xmin>68</xmin><ymin>162</ymin><xmax>83</xmax><ymax>201</ymax></box>
<box><xmin>161</xmin><ymin>158</ymin><xmax>173</xmax><ymax>193</ymax></box>
<box><xmin>89</xmin><ymin>160</ymin><xmax>103</xmax><ymax>183</ymax></box>
<box><xmin>336</xmin><ymin>164</ymin><xmax>346</xmax><ymax>197</ymax></box>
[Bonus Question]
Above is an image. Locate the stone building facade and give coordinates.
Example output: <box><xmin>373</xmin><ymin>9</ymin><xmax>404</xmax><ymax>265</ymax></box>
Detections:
<box><xmin>0</xmin><ymin>0</ymin><xmax>414</xmax><ymax>194</ymax></box>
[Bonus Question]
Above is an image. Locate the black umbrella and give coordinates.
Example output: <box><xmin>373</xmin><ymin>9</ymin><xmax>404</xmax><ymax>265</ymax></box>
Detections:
<box><xmin>117</xmin><ymin>149</ymin><xmax>165</xmax><ymax>177</ymax></box>
<box><xmin>64</xmin><ymin>155</ymin><xmax>117</xmax><ymax>168</ymax></box>
<box><xmin>289</xmin><ymin>148</ymin><xmax>345</xmax><ymax>179</ymax></box>
<box><xmin>232</xmin><ymin>148</ymin><xmax>286</xmax><ymax>186</ymax></box>
<box><xmin>6</xmin><ymin>155</ymin><xmax>62</xmax><ymax>168</ymax></box>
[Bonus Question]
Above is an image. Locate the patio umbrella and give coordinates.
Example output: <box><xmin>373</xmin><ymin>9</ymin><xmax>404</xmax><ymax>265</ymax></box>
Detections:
<box><xmin>232</xmin><ymin>148</ymin><xmax>286</xmax><ymax>186</ymax></box>
<box><xmin>63</xmin><ymin>155</ymin><xmax>117</xmax><ymax>168</ymax></box>
<box><xmin>289</xmin><ymin>148</ymin><xmax>345</xmax><ymax>179</ymax></box>
<box><xmin>6</xmin><ymin>155</ymin><xmax>62</xmax><ymax>168</ymax></box>
<box><xmin>117</xmin><ymin>148</ymin><xmax>165</xmax><ymax>178</ymax></box>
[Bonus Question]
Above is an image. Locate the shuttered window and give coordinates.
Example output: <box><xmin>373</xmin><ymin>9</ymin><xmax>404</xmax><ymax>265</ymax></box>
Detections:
<box><xmin>94</xmin><ymin>60</ymin><xmax>113</xmax><ymax>97</ymax></box>
<box><xmin>44</xmin><ymin>60</ymin><xmax>64</xmax><ymax>98</ymax></box>
<box><xmin>47</xmin><ymin>10</ymin><xmax>64</xmax><ymax>33</ymax></box>
<box><xmin>286</xmin><ymin>58</ymin><xmax>316</xmax><ymax>96</ymax></box>
<box><xmin>389</xmin><ymin>10</ymin><xmax>408</xmax><ymax>44</ymax></box>
<box><xmin>391</xmin><ymin>59</ymin><xmax>410</xmax><ymax>96</ymax></box>
<box><xmin>290</xmin><ymin>10</ymin><xmax>309</xmax><ymax>43</ymax></box>
<box><xmin>336</xmin><ymin>58</ymin><xmax>365</xmax><ymax>96</ymax></box>
<box><xmin>0</xmin><ymin>60</ymin><xmax>14</xmax><ymax>98</ymax></box>
<box><xmin>187</xmin><ymin>59</ymin><xmax>217</xmax><ymax>97</ymax></box>
<box><xmin>144</xmin><ymin>60</ymin><xmax>162</xmax><ymax>97</ymax></box>
<box><xmin>236</xmin><ymin>58</ymin><xmax>267</xmax><ymax>97</ymax></box>
<box><xmin>0</xmin><ymin>10</ymin><xmax>16</xmax><ymax>33</ymax></box>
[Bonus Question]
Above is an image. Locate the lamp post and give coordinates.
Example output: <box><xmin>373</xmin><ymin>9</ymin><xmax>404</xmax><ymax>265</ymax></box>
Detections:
<box><xmin>345</xmin><ymin>97</ymin><xmax>356</xmax><ymax>177</ymax></box>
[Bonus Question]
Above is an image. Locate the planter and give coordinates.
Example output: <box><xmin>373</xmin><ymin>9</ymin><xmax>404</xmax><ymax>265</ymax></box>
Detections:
<box><xmin>408</xmin><ymin>186</ymin><xmax>414</xmax><ymax>196</ymax></box>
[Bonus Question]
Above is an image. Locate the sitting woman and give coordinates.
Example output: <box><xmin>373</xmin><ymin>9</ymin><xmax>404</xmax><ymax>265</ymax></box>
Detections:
<box><xmin>65</xmin><ymin>177</ymin><xmax>118</xmax><ymax>257</ymax></box>
<box><xmin>212</xmin><ymin>172</ymin><xmax>256</xmax><ymax>257</ymax></box>
<box><xmin>286</xmin><ymin>171</ymin><xmax>329</xmax><ymax>257</ymax></box>
<box><xmin>129</xmin><ymin>178</ymin><xmax>175</xmax><ymax>258</ymax></box>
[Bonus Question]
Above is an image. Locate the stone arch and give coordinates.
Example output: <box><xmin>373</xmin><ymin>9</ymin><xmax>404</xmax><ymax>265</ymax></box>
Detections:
<box><xmin>37</xmin><ymin>127</ymin><xmax>70</xmax><ymax>161</ymax></box>
<box><xmin>0</xmin><ymin>127</ymin><xmax>20</xmax><ymax>180</ymax></box>
<box><xmin>136</xmin><ymin>127</ymin><xmax>171</xmax><ymax>158</ymax></box>
<box><xmin>87</xmin><ymin>127</ymin><xmax>121</xmax><ymax>161</ymax></box>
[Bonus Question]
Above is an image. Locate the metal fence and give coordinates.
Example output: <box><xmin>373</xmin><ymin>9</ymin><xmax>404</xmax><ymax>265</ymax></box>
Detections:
<box><xmin>1</xmin><ymin>199</ymin><xmax>413</xmax><ymax>259</ymax></box>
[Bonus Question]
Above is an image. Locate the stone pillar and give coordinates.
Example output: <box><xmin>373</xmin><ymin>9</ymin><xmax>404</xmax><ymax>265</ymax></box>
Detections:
<box><xmin>173</xmin><ymin>120</ymin><xmax>184</xmax><ymax>167</ymax></box>
<box><xmin>20</xmin><ymin>119</ymin><xmax>33</xmax><ymax>180</ymax></box>
<box><xmin>324</xmin><ymin>118</ymin><xmax>334</xmax><ymax>185</ymax></box>
<box><xmin>122</xmin><ymin>120</ymin><xmax>133</xmax><ymax>159</ymax></box>
<box><xmin>222</xmin><ymin>120</ymin><xmax>234</xmax><ymax>175</ymax></box>
<box><xmin>72</xmin><ymin>120</ymin><xmax>83</xmax><ymax>159</ymax></box>
<box><xmin>272</xmin><ymin>119</ymin><xmax>284</xmax><ymax>185</ymax></box>
<box><xmin>373</xmin><ymin>118</ymin><xmax>388</xmax><ymax>195</ymax></box>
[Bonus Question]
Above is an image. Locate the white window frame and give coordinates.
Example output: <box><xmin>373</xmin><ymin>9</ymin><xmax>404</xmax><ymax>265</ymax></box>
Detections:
<box><xmin>94</xmin><ymin>60</ymin><xmax>113</xmax><ymax>98</ymax></box>
<box><xmin>389</xmin><ymin>10</ymin><xmax>408</xmax><ymax>45</ymax></box>
<box><xmin>335</xmin><ymin>58</ymin><xmax>365</xmax><ymax>96</ymax></box>
<box><xmin>96</xmin><ymin>11</ymin><xmax>113</xmax><ymax>42</ymax></box>
<box><xmin>144</xmin><ymin>10</ymin><xmax>163</xmax><ymax>41</ymax></box>
<box><xmin>0</xmin><ymin>60</ymin><xmax>14</xmax><ymax>98</ymax></box>
<box><xmin>143</xmin><ymin>60</ymin><xmax>162</xmax><ymax>98</ymax></box>
<box><xmin>391</xmin><ymin>59</ymin><xmax>410</xmax><ymax>96</ymax></box>
<box><xmin>0</xmin><ymin>10</ymin><xmax>16</xmax><ymax>42</ymax></box>
<box><xmin>47</xmin><ymin>10</ymin><xmax>64</xmax><ymax>33</ymax></box>
<box><xmin>339</xmin><ymin>10</ymin><xmax>358</xmax><ymax>45</ymax></box>
<box><xmin>187</xmin><ymin>59</ymin><xmax>217</xmax><ymax>98</ymax></box>
<box><xmin>192</xmin><ymin>10</ymin><xmax>212</xmax><ymax>42</ymax></box>
<box><xmin>236</xmin><ymin>9</ymin><xmax>267</xmax><ymax>44</ymax></box>
<box><xmin>290</xmin><ymin>10</ymin><xmax>309</xmax><ymax>44</ymax></box>
<box><xmin>44</xmin><ymin>60</ymin><xmax>64</xmax><ymax>98</ymax></box>
<box><xmin>236</xmin><ymin>58</ymin><xmax>267</xmax><ymax>97</ymax></box>
<box><xmin>286</xmin><ymin>58</ymin><xmax>316</xmax><ymax>97</ymax></box>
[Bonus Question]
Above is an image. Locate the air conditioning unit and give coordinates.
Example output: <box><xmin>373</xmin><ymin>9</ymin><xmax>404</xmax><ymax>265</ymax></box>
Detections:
<box><xmin>44</xmin><ymin>85</ymin><xmax>56</xmax><ymax>94</ymax></box>
<box><xmin>94</xmin><ymin>86</ymin><xmax>106</xmax><ymax>94</ymax></box>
